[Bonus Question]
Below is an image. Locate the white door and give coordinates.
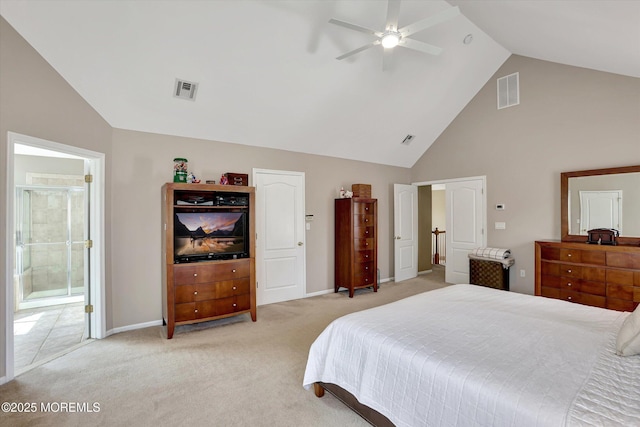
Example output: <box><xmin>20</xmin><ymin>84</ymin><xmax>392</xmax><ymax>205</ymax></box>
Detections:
<box><xmin>394</xmin><ymin>184</ymin><xmax>418</xmax><ymax>282</ymax></box>
<box><xmin>253</xmin><ymin>169</ymin><xmax>306</xmax><ymax>305</ymax></box>
<box><xmin>445</xmin><ymin>179</ymin><xmax>485</xmax><ymax>284</ymax></box>
<box><xmin>579</xmin><ymin>190</ymin><xmax>622</xmax><ymax>234</ymax></box>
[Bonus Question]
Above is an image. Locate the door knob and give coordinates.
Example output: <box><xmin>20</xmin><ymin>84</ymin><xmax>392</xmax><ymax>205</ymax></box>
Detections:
<box><xmin>395</xmin><ymin>236</ymin><xmax>401</xmax><ymax>240</ymax></box>
<box><xmin>298</xmin><ymin>242</ymin><xmax>304</xmax><ymax>246</ymax></box>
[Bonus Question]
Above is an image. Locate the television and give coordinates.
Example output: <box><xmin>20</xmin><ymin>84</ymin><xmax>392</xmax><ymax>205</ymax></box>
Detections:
<box><xmin>173</xmin><ymin>209</ymin><xmax>249</xmax><ymax>263</ymax></box>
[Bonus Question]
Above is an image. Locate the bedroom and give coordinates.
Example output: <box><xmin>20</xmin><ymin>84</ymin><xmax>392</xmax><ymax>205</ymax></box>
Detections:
<box><xmin>0</xmin><ymin>0</ymin><xmax>639</xmax><ymax>424</ymax></box>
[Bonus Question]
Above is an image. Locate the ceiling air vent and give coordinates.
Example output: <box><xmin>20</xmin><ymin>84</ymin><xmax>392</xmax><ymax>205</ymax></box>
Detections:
<box><xmin>401</xmin><ymin>134</ymin><xmax>415</xmax><ymax>145</ymax></box>
<box><xmin>497</xmin><ymin>72</ymin><xmax>519</xmax><ymax>109</ymax></box>
<box><xmin>174</xmin><ymin>78</ymin><xmax>198</xmax><ymax>101</ymax></box>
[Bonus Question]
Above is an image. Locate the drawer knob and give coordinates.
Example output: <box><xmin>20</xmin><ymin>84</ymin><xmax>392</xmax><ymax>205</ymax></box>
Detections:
<box><xmin>365</xmin><ymin>242</ymin><xmax>368</xmax><ymax>246</ymax></box>
<box><xmin>195</xmin><ymin>309</ymin><xmax>198</xmax><ymax>313</ymax></box>
<box><xmin>365</xmin><ymin>255</ymin><xmax>369</xmax><ymax>258</ymax></box>
<box><xmin>233</xmin><ymin>286</ymin><xmax>237</xmax><ymax>290</ymax></box>
<box><xmin>568</xmin><ymin>253</ymin><xmax>572</xmax><ymax>257</ymax></box>
<box><xmin>567</xmin><ymin>296</ymin><xmax>572</xmax><ymax>300</ymax></box>
<box><xmin>567</xmin><ymin>269</ymin><xmax>572</xmax><ymax>273</ymax></box>
<box><xmin>365</xmin><ymin>266</ymin><xmax>369</xmax><ymax>270</ymax></box>
<box><xmin>567</xmin><ymin>283</ymin><xmax>571</xmax><ymax>287</ymax></box>
<box><xmin>194</xmin><ymin>273</ymin><xmax>198</xmax><ymax>277</ymax></box>
<box><xmin>194</xmin><ymin>291</ymin><xmax>198</xmax><ymax>295</ymax></box>
<box><xmin>232</xmin><ymin>269</ymin><xmax>236</xmax><ymax>273</ymax></box>
<box><xmin>233</xmin><ymin>303</ymin><xmax>237</xmax><ymax>307</ymax></box>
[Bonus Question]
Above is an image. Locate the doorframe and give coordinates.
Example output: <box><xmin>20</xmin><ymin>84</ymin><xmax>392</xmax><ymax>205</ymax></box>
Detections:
<box><xmin>251</xmin><ymin>168</ymin><xmax>306</xmax><ymax>305</ymax></box>
<box><xmin>411</xmin><ymin>175</ymin><xmax>487</xmax><ymax>281</ymax></box>
<box><xmin>4</xmin><ymin>132</ymin><xmax>106</xmax><ymax>383</ymax></box>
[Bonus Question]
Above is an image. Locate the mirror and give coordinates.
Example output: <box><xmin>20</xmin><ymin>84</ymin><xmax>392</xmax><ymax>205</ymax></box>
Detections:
<box><xmin>561</xmin><ymin>165</ymin><xmax>640</xmax><ymax>245</ymax></box>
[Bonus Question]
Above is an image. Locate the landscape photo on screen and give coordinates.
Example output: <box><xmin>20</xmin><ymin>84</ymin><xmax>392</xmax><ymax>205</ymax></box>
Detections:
<box><xmin>174</xmin><ymin>212</ymin><xmax>245</xmax><ymax>256</ymax></box>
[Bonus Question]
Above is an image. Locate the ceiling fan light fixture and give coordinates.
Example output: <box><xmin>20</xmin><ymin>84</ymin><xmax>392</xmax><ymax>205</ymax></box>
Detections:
<box><xmin>381</xmin><ymin>32</ymin><xmax>401</xmax><ymax>49</ymax></box>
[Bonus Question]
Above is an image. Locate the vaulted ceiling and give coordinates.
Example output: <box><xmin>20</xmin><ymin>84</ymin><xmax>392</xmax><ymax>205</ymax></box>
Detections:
<box><xmin>1</xmin><ymin>1</ymin><xmax>638</xmax><ymax>167</ymax></box>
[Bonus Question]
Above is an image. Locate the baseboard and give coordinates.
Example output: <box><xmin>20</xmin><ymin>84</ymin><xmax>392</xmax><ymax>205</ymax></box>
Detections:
<box><xmin>107</xmin><ymin>319</ymin><xmax>163</xmax><ymax>336</ymax></box>
<box><xmin>306</xmin><ymin>276</ymin><xmax>393</xmax><ymax>298</ymax></box>
<box><xmin>418</xmin><ymin>269</ymin><xmax>433</xmax><ymax>275</ymax></box>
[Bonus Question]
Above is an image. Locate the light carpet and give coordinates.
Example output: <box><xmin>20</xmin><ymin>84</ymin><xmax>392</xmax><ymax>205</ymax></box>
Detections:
<box><xmin>1</xmin><ymin>270</ymin><xmax>447</xmax><ymax>426</ymax></box>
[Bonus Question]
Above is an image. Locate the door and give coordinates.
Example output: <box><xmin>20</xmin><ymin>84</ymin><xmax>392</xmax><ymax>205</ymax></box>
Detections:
<box><xmin>579</xmin><ymin>190</ymin><xmax>622</xmax><ymax>234</ymax></box>
<box><xmin>253</xmin><ymin>169</ymin><xmax>305</xmax><ymax>305</ymax></box>
<box><xmin>394</xmin><ymin>184</ymin><xmax>418</xmax><ymax>282</ymax></box>
<box><xmin>445</xmin><ymin>179</ymin><xmax>485</xmax><ymax>284</ymax></box>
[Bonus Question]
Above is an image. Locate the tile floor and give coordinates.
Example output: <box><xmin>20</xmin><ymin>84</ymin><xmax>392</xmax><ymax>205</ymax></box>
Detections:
<box><xmin>13</xmin><ymin>302</ymin><xmax>86</xmax><ymax>374</ymax></box>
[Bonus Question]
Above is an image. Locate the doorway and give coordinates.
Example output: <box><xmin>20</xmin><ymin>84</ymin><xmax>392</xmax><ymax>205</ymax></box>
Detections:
<box><xmin>5</xmin><ymin>132</ymin><xmax>105</xmax><ymax>381</ymax></box>
<box><xmin>396</xmin><ymin>176</ymin><xmax>486</xmax><ymax>284</ymax></box>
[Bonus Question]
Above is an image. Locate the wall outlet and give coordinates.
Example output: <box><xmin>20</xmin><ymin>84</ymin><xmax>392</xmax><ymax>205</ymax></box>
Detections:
<box><xmin>520</xmin><ymin>269</ymin><xmax>525</xmax><ymax>278</ymax></box>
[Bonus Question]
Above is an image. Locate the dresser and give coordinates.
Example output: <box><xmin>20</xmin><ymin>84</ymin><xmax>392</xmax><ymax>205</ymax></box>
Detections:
<box><xmin>162</xmin><ymin>183</ymin><xmax>256</xmax><ymax>339</ymax></box>
<box><xmin>335</xmin><ymin>198</ymin><xmax>378</xmax><ymax>297</ymax></box>
<box><xmin>535</xmin><ymin>241</ymin><xmax>640</xmax><ymax>311</ymax></box>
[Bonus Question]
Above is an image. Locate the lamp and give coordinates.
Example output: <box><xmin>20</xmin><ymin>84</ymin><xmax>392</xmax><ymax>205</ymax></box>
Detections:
<box><xmin>381</xmin><ymin>31</ymin><xmax>400</xmax><ymax>49</ymax></box>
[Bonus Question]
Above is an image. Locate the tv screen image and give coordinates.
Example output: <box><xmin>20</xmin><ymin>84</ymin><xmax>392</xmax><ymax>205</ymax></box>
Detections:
<box><xmin>174</xmin><ymin>212</ymin><xmax>246</xmax><ymax>258</ymax></box>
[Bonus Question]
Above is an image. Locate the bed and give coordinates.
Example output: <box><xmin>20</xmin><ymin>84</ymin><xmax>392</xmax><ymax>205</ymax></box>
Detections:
<box><xmin>303</xmin><ymin>284</ymin><xmax>640</xmax><ymax>426</ymax></box>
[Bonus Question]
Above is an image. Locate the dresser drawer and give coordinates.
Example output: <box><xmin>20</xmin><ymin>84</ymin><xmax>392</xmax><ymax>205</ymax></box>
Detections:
<box><xmin>560</xmin><ymin>249</ymin><xmax>581</xmax><ymax>263</ymax></box>
<box><xmin>175</xmin><ymin>284</ymin><xmax>196</xmax><ymax>303</ymax></box>
<box><xmin>353</xmin><ymin>202</ymin><xmax>375</xmax><ymax>215</ymax></box>
<box><xmin>215</xmin><ymin>294</ymin><xmax>251</xmax><ymax>315</ymax></box>
<box><xmin>558</xmin><ymin>263</ymin><xmax>581</xmax><ymax>279</ymax></box>
<box><xmin>354</xmin><ymin>238</ymin><xmax>374</xmax><ymax>251</ymax></box>
<box><xmin>607</xmin><ymin>283</ymin><xmax>634</xmax><ymax>300</ymax></box>
<box><xmin>606</xmin><ymin>269</ymin><xmax>634</xmax><ymax>286</ymax></box>
<box><xmin>559</xmin><ymin>290</ymin><xmax>606</xmax><ymax>308</ymax></box>
<box><xmin>540</xmin><ymin>246</ymin><xmax>560</xmax><ymax>261</ymax></box>
<box><xmin>580</xmin><ymin>250</ymin><xmax>606</xmax><ymax>265</ymax></box>
<box><xmin>541</xmin><ymin>275</ymin><xmax>561</xmax><ymax>288</ymax></box>
<box><xmin>607</xmin><ymin>298</ymin><xmax>638</xmax><ymax>312</ymax></box>
<box><xmin>354</xmin><ymin>225</ymin><xmax>374</xmax><ymax>239</ymax></box>
<box><xmin>175</xmin><ymin>302</ymin><xmax>196</xmax><ymax>322</ymax></box>
<box><xmin>556</xmin><ymin>277</ymin><xmax>605</xmax><ymax>295</ymax></box>
<box><xmin>354</xmin><ymin>269</ymin><xmax>375</xmax><ymax>287</ymax></box>
<box><xmin>174</xmin><ymin>260</ymin><xmax>250</xmax><ymax>284</ymax></box>
<box><xmin>540</xmin><ymin>287</ymin><xmax>560</xmax><ymax>299</ymax></box>
<box><xmin>213</xmin><ymin>278</ymin><xmax>250</xmax><ymax>299</ymax></box>
<box><xmin>607</xmin><ymin>252</ymin><xmax>640</xmax><ymax>269</ymax></box>
<box><xmin>353</xmin><ymin>214</ymin><xmax>374</xmax><ymax>227</ymax></box>
<box><xmin>354</xmin><ymin>262</ymin><xmax>374</xmax><ymax>276</ymax></box>
<box><xmin>354</xmin><ymin>250</ymin><xmax>374</xmax><ymax>263</ymax></box>
<box><xmin>541</xmin><ymin>261</ymin><xmax>560</xmax><ymax>277</ymax></box>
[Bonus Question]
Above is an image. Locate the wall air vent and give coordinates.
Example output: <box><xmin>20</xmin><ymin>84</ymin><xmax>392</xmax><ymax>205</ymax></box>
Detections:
<box><xmin>401</xmin><ymin>134</ymin><xmax>415</xmax><ymax>145</ymax></box>
<box><xmin>497</xmin><ymin>72</ymin><xmax>519</xmax><ymax>109</ymax></box>
<box><xmin>174</xmin><ymin>79</ymin><xmax>198</xmax><ymax>101</ymax></box>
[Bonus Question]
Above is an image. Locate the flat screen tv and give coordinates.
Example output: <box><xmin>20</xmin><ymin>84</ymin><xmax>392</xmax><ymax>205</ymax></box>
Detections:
<box><xmin>173</xmin><ymin>210</ymin><xmax>248</xmax><ymax>263</ymax></box>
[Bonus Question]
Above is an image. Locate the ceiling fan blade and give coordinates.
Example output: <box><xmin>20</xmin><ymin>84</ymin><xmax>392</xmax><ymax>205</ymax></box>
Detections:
<box><xmin>385</xmin><ymin>0</ymin><xmax>401</xmax><ymax>31</ymax></box>
<box><xmin>398</xmin><ymin>6</ymin><xmax>460</xmax><ymax>37</ymax></box>
<box><xmin>336</xmin><ymin>40</ymin><xmax>381</xmax><ymax>60</ymax></box>
<box><xmin>329</xmin><ymin>18</ymin><xmax>382</xmax><ymax>37</ymax></box>
<box><xmin>399</xmin><ymin>38</ymin><xmax>443</xmax><ymax>56</ymax></box>
<box><xmin>382</xmin><ymin>46</ymin><xmax>394</xmax><ymax>71</ymax></box>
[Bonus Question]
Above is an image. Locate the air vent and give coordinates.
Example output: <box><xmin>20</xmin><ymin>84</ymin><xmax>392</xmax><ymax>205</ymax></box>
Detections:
<box><xmin>401</xmin><ymin>134</ymin><xmax>415</xmax><ymax>145</ymax></box>
<box><xmin>497</xmin><ymin>72</ymin><xmax>519</xmax><ymax>109</ymax></box>
<box><xmin>174</xmin><ymin>78</ymin><xmax>198</xmax><ymax>101</ymax></box>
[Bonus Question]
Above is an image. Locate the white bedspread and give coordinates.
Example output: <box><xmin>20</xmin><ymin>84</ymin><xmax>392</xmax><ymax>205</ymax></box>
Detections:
<box><xmin>303</xmin><ymin>284</ymin><xmax>638</xmax><ymax>427</ymax></box>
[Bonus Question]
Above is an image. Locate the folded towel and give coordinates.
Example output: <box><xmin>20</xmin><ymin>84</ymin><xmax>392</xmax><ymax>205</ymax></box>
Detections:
<box><xmin>468</xmin><ymin>253</ymin><xmax>515</xmax><ymax>269</ymax></box>
<box><xmin>469</xmin><ymin>247</ymin><xmax>511</xmax><ymax>260</ymax></box>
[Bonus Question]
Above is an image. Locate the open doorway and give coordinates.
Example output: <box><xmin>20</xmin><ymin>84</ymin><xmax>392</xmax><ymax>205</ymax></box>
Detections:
<box><xmin>399</xmin><ymin>177</ymin><xmax>486</xmax><ymax>284</ymax></box>
<box><xmin>5</xmin><ymin>132</ymin><xmax>105</xmax><ymax>379</ymax></box>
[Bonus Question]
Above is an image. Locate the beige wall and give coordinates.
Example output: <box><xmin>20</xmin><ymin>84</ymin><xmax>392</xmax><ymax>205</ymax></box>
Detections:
<box><xmin>0</xmin><ymin>17</ymin><xmax>113</xmax><ymax>380</ymax></box>
<box><xmin>411</xmin><ymin>55</ymin><xmax>640</xmax><ymax>294</ymax></box>
<box><xmin>110</xmin><ymin>129</ymin><xmax>410</xmax><ymax>328</ymax></box>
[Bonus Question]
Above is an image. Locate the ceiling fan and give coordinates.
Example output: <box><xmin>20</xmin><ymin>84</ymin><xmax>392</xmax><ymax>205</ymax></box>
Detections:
<box><xmin>329</xmin><ymin>0</ymin><xmax>460</xmax><ymax>69</ymax></box>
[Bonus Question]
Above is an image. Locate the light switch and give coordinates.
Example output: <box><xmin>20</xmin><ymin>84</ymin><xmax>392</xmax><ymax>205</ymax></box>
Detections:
<box><xmin>495</xmin><ymin>222</ymin><xmax>506</xmax><ymax>230</ymax></box>
<box><xmin>306</xmin><ymin>222</ymin><xmax>311</xmax><ymax>230</ymax></box>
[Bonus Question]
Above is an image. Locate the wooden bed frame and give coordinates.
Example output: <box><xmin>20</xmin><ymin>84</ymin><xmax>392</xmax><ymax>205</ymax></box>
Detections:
<box><xmin>313</xmin><ymin>382</ymin><xmax>393</xmax><ymax>426</ymax></box>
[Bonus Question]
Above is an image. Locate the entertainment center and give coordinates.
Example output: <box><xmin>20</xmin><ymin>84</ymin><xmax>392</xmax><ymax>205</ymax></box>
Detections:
<box><xmin>162</xmin><ymin>183</ymin><xmax>256</xmax><ymax>339</ymax></box>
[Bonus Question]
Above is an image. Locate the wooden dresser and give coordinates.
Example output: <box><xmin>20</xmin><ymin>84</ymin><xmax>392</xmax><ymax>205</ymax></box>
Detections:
<box><xmin>162</xmin><ymin>183</ymin><xmax>256</xmax><ymax>339</ymax></box>
<box><xmin>535</xmin><ymin>241</ymin><xmax>640</xmax><ymax>311</ymax></box>
<box><xmin>335</xmin><ymin>198</ymin><xmax>378</xmax><ymax>297</ymax></box>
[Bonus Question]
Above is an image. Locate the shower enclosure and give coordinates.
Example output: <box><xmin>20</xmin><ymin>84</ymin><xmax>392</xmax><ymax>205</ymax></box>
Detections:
<box><xmin>15</xmin><ymin>186</ymin><xmax>85</xmax><ymax>308</ymax></box>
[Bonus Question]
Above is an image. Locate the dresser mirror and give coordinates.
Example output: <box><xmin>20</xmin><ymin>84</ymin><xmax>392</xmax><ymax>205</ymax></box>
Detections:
<box><xmin>561</xmin><ymin>165</ymin><xmax>640</xmax><ymax>245</ymax></box>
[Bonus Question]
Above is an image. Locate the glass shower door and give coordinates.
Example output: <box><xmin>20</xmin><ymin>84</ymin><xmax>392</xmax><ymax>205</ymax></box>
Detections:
<box><xmin>16</xmin><ymin>187</ymin><xmax>85</xmax><ymax>304</ymax></box>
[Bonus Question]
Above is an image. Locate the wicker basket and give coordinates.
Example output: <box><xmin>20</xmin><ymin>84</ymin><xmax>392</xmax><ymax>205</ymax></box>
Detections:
<box><xmin>469</xmin><ymin>258</ymin><xmax>510</xmax><ymax>291</ymax></box>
